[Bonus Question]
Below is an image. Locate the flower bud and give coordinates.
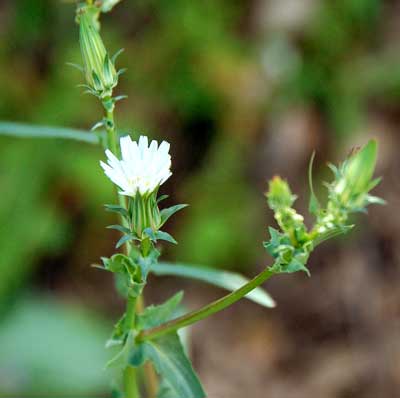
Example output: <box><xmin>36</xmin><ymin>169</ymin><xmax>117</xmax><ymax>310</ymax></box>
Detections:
<box><xmin>266</xmin><ymin>176</ymin><xmax>296</xmax><ymax>210</ymax></box>
<box><xmin>79</xmin><ymin>8</ymin><xmax>118</xmax><ymax>98</ymax></box>
<box><xmin>131</xmin><ymin>192</ymin><xmax>161</xmax><ymax>238</ymax></box>
<box><xmin>334</xmin><ymin>139</ymin><xmax>379</xmax><ymax>208</ymax></box>
<box><xmin>266</xmin><ymin>176</ymin><xmax>309</xmax><ymax>245</ymax></box>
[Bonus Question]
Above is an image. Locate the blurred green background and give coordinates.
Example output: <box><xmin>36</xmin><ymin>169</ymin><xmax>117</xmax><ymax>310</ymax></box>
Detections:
<box><xmin>0</xmin><ymin>0</ymin><xmax>398</xmax><ymax>396</ymax></box>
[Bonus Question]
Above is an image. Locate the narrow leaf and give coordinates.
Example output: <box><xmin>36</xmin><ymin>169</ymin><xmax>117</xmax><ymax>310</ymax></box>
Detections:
<box><xmin>0</xmin><ymin>122</ymin><xmax>99</xmax><ymax>144</ymax></box>
<box><xmin>154</xmin><ymin>231</ymin><xmax>177</xmax><ymax>245</ymax></box>
<box><xmin>151</xmin><ymin>263</ymin><xmax>275</xmax><ymax>308</ymax></box>
<box><xmin>160</xmin><ymin>204</ymin><xmax>188</xmax><ymax>227</ymax></box>
<box><xmin>130</xmin><ymin>333</ymin><xmax>205</xmax><ymax>398</ymax></box>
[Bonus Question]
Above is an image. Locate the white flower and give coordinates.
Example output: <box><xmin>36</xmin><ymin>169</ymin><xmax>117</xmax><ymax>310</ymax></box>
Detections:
<box><xmin>100</xmin><ymin>135</ymin><xmax>172</xmax><ymax>196</ymax></box>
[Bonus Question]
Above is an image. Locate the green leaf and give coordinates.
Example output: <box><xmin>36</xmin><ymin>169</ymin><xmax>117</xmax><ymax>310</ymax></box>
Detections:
<box><xmin>107</xmin><ymin>224</ymin><xmax>131</xmax><ymax>234</ymax></box>
<box><xmin>160</xmin><ymin>204</ymin><xmax>188</xmax><ymax>227</ymax></box>
<box><xmin>116</xmin><ymin>234</ymin><xmax>137</xmax><ymax>249</ymax></box>
<box><xmin>151</xmin><ymin>262</ymin><xmax>275</xmax><ymax>308</ymax></box>
<box><xmin>137</xmin><ymin>292</ymin><xmax>184</xmax><ymax>330</ymax></box>
<box><xmin>157</xmin><ymin>380</ymin><xmax>176</xmax><ymax>398</ymax></box>
<box><xmin>154</xmin><ymin>231</ymin><xmax>178</xmax><ymax>245</ymax></box>
<box><xmin>0</xmin><ymin>296</ymin><xmax>110</xmax><ymax>394</ymax></box>
<box><xmin>129</xmin><ymin>333</ymin><xmax>205</xmax><ymax>398</ymax></box>
<box><xmin>106</xmin><ymin>330</ymin><xmax>137</xmax><ymax>369</ymax></box>
<box><xmin>0</xmin><ymin>122</ymin><xmax>100</xmax><ymax>144</ymax></box>
<box><xmin>102</xmin><ymin>253</ymin><xmax>133</xmax><ymax>273</ymax></box>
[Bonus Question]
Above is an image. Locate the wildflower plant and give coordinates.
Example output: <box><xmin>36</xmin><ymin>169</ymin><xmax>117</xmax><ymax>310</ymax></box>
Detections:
<box><xmin>0</xmin><ymin>1</ymin><xmax>385</xmax><ymax>397</ymax></box>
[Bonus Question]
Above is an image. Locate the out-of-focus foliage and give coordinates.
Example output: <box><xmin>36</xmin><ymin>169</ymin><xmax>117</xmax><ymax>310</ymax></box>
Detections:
<box><xmin>0</xmin><ymin>295</ymin><xmax>110</xmax><ymax>394</ymax></box>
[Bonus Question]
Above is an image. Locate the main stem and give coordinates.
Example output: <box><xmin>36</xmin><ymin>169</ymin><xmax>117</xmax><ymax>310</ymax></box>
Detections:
<box><xmin>138</xmin><ymin>265</ymin><xmax>276</xmax><ymax>342</ymax></box>
<box><xmin>104</xmin><ymin>100</ymin><xmax>141</xmax><ymax>398</ymax></box>
<box><xmin>124</xmin><ymin>295</ymin><xmax>139</xmax><ymax>398</ymax></box>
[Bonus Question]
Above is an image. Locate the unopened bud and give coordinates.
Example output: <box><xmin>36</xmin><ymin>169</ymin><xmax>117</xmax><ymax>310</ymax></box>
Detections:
<box><xmin>335</xmin><ymin>139</ymin><xmax>379</xmax><ymax>207</ymax></box>
<box><xmin>266</xmin><ymin>176</ymin><xmax>296</xmax><ymax>211</ymax></box>
<box><xmin>79</xmin><ymin>9</ymin><xmax>118</xmax><ymax>98</ymax></box>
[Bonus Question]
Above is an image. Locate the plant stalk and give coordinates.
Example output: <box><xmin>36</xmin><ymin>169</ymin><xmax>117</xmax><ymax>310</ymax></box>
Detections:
<box><xmin>124</xmin><ymin>366</ymin><xmax>140</xmax><ymax>398</ymax></box>
<box><xmin>138</xmin><ymin>265</ymin><xmax>276</xmax><ymax>342</ymax></box>
<box><xmin>103</xmin><ymin>100</ymin><xmax>141</xmax><ymax>398</ymax></box>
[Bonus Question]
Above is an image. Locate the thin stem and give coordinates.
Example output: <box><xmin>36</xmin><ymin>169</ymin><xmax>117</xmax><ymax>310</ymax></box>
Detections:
<box><xmin>105</xmin><ymin>104</ymin><xmax>118</xmax><ymax>155</ymax></box>
<box><xmin>136</xmin><ymin>295</ymin><xmax>159</xmax><ymax>398</ymax></box>
<box><xmin>124</xmin><ymin>366</ymin><xmax>140</xmax><ymax>398</ymax></box>
<box><xmin>138</xmin><ymin>265</ymin><xmax>276</xmax><ymax>342</ymax></box>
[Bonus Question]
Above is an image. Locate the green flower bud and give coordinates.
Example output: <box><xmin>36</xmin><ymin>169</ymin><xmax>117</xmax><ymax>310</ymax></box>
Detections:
<box><xmin>79</xmin><ymin>8</ymin><xmax>118</xmax><ymax>98</ymax></box>
<box><xmin>266</xmin><ymin>176</ymin><xmax>309</xmax><ymax>246</ymax></box>
<box><xmin>266</xmin><ymin>176</ymin><xmax>296</xmax><ymax>210</ymax></box>
<box><xmin>313</xmin><ymin>139</ymin><xmax>383</xmax><ymax>240</ymax></box>
<box><xmin>335</xmin><ymin>139</ymin><xmax>378</xmax><ymax>204</ymax></box>
<box><xmin>131</xmin><ymin>192</ymin><xmax>161</xmax><ymax>238</ymax></box>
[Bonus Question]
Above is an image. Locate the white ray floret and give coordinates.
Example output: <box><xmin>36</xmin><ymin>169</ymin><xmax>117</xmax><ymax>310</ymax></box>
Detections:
<box><xmin>100</xmin><ymin>135</ymin><xmax>172</xmax><ymax>196</ymax></box>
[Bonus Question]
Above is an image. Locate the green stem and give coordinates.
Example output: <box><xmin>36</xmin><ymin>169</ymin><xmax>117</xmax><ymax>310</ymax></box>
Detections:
<box><xmin>124</xmin><ymin>366</ymin><xmax>140</xmax><ymax>398</ymax></box>
<box><xmin>123</xmin><ymin>295</ymin><xmax>140</xmax><ymax>398</ymax></box>
<box><xmin>105</xmin><ymin>104</ymin><xmax>118</xmax><ymax>155</ymax></box>
<box><xmin>138</xmin><ymin>265</ymin><xmax>276</xmax><ymax>342</ymax></box>
<box><xmin>103</xmin><ymin>99</ymin><xmax>140</xmax><ymax>398</ymax></box>
<box><xmin>125</xmin><ymin>295</ymin><xmax>137</xmax><ymax>330</ymax></box>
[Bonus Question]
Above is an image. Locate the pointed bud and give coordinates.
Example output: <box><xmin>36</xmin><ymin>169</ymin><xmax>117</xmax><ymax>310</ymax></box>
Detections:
<box><xmin>266</xmin><ymin>176</ymin><xmax>296</xmax><ymax>211</ymax></box>
<box><xmin>334</xmin><ymin>139</ymin><xmax>381</xmax><ymax>208</ymax></box>
<box><xmin>78</xmin><ymin>8</ymin><xmax>118</xmax><ymax>98</ymax></box>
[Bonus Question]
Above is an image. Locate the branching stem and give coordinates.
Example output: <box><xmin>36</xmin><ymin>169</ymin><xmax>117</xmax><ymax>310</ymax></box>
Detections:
<box><xmin>138</xmin><ymin>265</ymin><xmax>276</xmax><ymax>342</ymax></box>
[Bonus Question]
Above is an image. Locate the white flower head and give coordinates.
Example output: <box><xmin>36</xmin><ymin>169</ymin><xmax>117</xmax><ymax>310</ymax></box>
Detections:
<box><xmin>100</xmin><ymin>135</ymin><xmax>172</xmax><ymax>196</ymax></box>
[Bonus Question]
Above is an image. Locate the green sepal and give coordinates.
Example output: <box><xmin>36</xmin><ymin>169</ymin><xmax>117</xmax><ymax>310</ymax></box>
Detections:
<box><xmin>157</xmin><ymin>195</ymin><xmax>169</xmax><ymax>204</ymax></box>
<box><xmin>117</xmin><ymin>68</ymin><xmax>127</xmax><ymax>77</ymax></box>
<box><xmin>116</xmin><ymin>234</ymin><xmax>138</xmax><ymax>249</ymax></box>
<box><xmin>137</xmin><ymin>292</ymin><xmax>183</xmax><ymax>331</ymax></box>
<box><xmin>111</xmin><ymin>48</ymin><xmax>124</xmax><ymax>63</ymax></box>
<box><xmin>107</xmin><ymin>224</ymin><xmax>132</xmax><ymax>235</ymax></box>
<box><xmin>143</xmin><ymin>227</ymin><xmax>156</xmax><ymax>240</ymax></box>
<box><xmin>154</xmin><ymin>231</ymin><xmax>177</xmax><ymax>244</ymax></box>
<box><xmin>160</xmin><ymin>204</ymin><xmax>188</xmax><ymax>227</ymax></box>
<box><xmin>104</xmin><ymin>204</ymin><xmax>130</xmax><ymax>220</ymax></box>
